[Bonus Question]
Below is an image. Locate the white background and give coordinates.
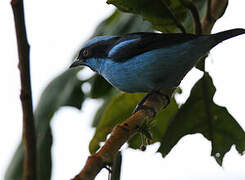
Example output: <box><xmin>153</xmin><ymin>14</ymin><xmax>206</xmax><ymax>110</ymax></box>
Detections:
<box><xmin>0</xmin><ymin>0</ymin><xmax>245</xmax><ymax>179</ymax></box>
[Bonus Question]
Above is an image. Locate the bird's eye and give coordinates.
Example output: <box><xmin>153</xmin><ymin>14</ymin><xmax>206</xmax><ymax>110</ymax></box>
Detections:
<box><xmin>83</xmin><ymin>49</ymin><xmax>89</xmax><ymax>58</ymax></box>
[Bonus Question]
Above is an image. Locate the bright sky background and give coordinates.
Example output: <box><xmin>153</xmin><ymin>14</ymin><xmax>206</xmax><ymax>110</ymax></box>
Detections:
<box><xmin>1</xmin><ymin>0</ymin><xmax>245</xmax><ymax>180</ymax></box>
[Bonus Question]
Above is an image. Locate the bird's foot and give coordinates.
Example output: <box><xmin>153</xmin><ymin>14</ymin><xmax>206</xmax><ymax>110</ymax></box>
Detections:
<box><xmin>133</xmin><ymin>92</ymin><xmax>156</xmax><ymax>116</ymax></box>
<box><xmin>132</xmin><ymin>91</ymin><xmax>170</xmax><ymax>116</ymax></box>
<box><xmin>154</xmin><ymin>91</ymin><xmax>170</xmax><ymax>106</ymax></box>
<box><xmin>133</xmin><ymin>104</ymin><xmax>156</xmax><ymax>117</ymax></box>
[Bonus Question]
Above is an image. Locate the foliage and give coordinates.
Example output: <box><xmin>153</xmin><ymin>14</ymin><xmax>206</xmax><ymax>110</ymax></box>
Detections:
<box><xmin>107</xmin><ymin>0</ymin><xmax>207</xmax><ymax>33</ymax></box>
<box><xmin>158</xmin><ymin>73</ymin><xmax>245</xmax><ymax>165</ymax></box>
<box><xmin>6</xmin><ymin>1</ymin><xmax>245</xmax><ymax>179</ymax></box>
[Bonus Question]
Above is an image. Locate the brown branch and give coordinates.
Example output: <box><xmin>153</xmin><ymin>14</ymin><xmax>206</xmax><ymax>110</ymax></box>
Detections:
<box><xmin>72</xmin><ymin>1</ymin><xmax>229</xmax><ymax>179</ymax></box>
<box><xmin>11</xmin><ymin>0</ymin><xmax>37</xmax><ymax>180</ymax></box>
<box><xmin>72</xmin><ymin>89</ymin><xmax>174</xmax><ymax>180</ymax></box>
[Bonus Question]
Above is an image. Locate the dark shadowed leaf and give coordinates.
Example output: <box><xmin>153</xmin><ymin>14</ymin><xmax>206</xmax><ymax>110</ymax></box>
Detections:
<box><xmin>158</xmin><ymin>73</ymin><xmax>245</xmax><ymax>165</ymax></box>
<box><xmin>107</xmin><ymin>0</ymin><xmax>207</xmax><ymax>32</ymax></box>
<box><xmin>5</xmin><ymin>68</ymin><xmax>84</xmax><ymax>180</ymax></box>
<box><xmin>90</xmin><ymin>75</ymin><xmax>113</xmax><ymax>98</ymax></box>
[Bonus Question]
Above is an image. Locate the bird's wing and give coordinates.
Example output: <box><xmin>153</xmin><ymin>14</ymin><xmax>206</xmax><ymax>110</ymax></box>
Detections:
<box><xmin>108</xmin><ymin>32</ymin><xmax>198</xmax><ymax>62</ymax></box>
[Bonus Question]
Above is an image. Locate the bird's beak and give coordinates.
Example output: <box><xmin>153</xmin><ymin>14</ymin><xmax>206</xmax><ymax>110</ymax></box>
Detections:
<box><xmin>69</xmin><ymin>58</ymin><xmax>85</xmax><ymax>68</ymax></box>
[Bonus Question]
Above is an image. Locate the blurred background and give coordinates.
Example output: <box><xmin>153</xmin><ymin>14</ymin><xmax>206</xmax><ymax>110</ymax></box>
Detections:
<box><xmin>1</xmin><ymin>0</ymin><xmax>245</xmax><ymax>179</ymax></box>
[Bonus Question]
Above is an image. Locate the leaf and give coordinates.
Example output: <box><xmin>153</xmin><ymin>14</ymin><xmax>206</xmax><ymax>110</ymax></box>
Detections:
<box><xmin>92</xmin><ymin>10</ymin><xmax>153</xmax><ymax>36</ymax></box>
<box><xmin>90</xmin><ymin>75</ymin><xmax>113</xmax><ymax>98</ymax></box>
<box><xmin>158</xmin><ymin>73</ymin><xmax>245</xmax><ymax>165</ymax></box>
<box><xmin>89</xmin><ymin>93</ymin><xmax>145</xmax><ymax>153</ymax></box>
<box><xmin>5</xmin><ymin>68</ymin><xmax>85</xmax><ymax>180</ymax></box>
<box><xmin>107</xmin><ymin>0</ymin><xmax>206</xmax><ymax>32</ymax></box>
<box><xmin>92</xmin><ymin>89</ymin><xmax>120</xmax><ymax>127</ymax></box>
<box><xmin>90</xmin><ymin>92</ymin><xmax>179</xmax><ymax>153</ymax></box>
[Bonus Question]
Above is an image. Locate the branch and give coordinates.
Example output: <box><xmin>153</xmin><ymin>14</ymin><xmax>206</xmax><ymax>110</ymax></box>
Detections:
<box><xmin>72</xmin><ymin>89</ymin><xmax>174</xmax><ymax>180</ymax></box>
<box><xmin>72</xmin><ymin>0</ymin><xmax>229</xmax><ymax>179</ymax></box>
<box><xmin>11</xmin><ymin>0</ymin><xmax>37</xmax><ymax>180</ymax></box>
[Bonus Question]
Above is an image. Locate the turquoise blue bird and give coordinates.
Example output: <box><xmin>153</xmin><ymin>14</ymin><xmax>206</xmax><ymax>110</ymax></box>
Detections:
<box><xmin>70</xmin><ymin>28</ymin><xmax>245</xmax><ymax>112</ymax></box>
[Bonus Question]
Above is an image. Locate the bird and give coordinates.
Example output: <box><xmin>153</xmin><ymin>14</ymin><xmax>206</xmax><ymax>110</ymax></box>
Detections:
<box><xmin>70</xmin><ymin>28</ymin><xmax>245</xmax><ymax>113</ymax></box>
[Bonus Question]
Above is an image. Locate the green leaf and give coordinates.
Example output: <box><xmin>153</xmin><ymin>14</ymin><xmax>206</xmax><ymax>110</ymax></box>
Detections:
<box><xmin>89</xmin><ymin>93</ymin><xmax>145</xmax><ymax>153</ymax></box>
<box><xmin>158</xmin><ymin>73</ymin><xmax>245</xmax><ymax>165</ymax></box>
<box><xmin>92</xmin><ymin>89</ymin><xmax>120</xmax><ymax>127</ymax></box>
<box><xmin>90</xmin><ymin>92</ymin><xmax>179</xmax><ymax>153</ymax></box>
<box><xmin>107</xmin><ymin>0</ymin><xmax>206</xmax><ymax>32</ymax></box>
<box><xmin>5</xmin><ymin>68</ymin><xmax>84</xmax><ymax>180</ymax></box>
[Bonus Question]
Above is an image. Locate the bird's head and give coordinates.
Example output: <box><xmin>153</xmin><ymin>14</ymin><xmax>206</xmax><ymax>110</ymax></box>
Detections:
<box><xmin>70</xmin><ymin>36</ymin><xmax>117</xmax><ymax>72</ymax></box>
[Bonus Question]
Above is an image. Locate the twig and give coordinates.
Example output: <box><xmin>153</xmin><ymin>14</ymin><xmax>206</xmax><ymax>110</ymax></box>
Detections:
<box><xmin>180</xmin><ymin>0</ymin><xmax>202</xmax><ymax>35</ymax></box>
<box><xmin>72</xmin><ymin>89</ymin><xmax>174</xmax><ymax>180</ymax></box>
<box><xmin>11</xmin><ymin>0</ymin><xmax>37</xmax><ymax>180</ymax></box>
<box><xmin>72</xmin><ymin>0</ymin><xmax>229</xmax><ymax>179</ymax></box>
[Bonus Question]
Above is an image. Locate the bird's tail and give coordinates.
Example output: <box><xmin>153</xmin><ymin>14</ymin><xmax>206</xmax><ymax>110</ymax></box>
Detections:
<box><xmin>212</xmin><ymin>28</ymin><xmax>245</xmax><ymax>43</ymax></box>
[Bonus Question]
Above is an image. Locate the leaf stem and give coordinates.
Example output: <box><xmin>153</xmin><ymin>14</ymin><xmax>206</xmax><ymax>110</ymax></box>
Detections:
<box><xmin>11</xmin><ymin>0</ymin><xmax>37</xmax><ymax>180</ymax></box>
<box><xmin>180</xmin><ymin>0</ymin><xmax>202</xmax><ymax>35</ymax></box>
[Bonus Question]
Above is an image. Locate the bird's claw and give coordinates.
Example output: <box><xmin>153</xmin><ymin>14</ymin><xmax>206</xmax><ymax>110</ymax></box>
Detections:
<box><xmin>133</xmin><ymin>104</ymin><xmax>156</xmax><ymax>117</ymax></box>
<box><xmin>133</xmin><ymin>91</ymin><xmax>170</xmax><ymax>116</ymax></box>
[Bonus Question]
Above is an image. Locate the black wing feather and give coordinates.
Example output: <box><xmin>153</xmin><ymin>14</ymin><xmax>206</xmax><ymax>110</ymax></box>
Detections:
<box><xmin>109</xmin><ymin>32</ymin><xmax>198</xmax><ymax>62</ymax></box>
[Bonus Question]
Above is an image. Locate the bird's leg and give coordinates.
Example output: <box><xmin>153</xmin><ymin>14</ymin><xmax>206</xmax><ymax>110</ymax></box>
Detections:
<box><xmin>133</xmin><ymin>90</ymin><xmax>170</xmax><ymax>116</ymax></box>
<box><xmin>132</xmin><ymin>92</ymin><xmax>156</xmax><ymax>116</ymax></box>
<box><xmin>133</xmin><ymin>91</ymin><xmax>170</xmax><ymax>151</ymax></box>
<box><xmin>154</xmin><ymin>91</ymin><xmax>170</xmax><ymax>106</ymax></box>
